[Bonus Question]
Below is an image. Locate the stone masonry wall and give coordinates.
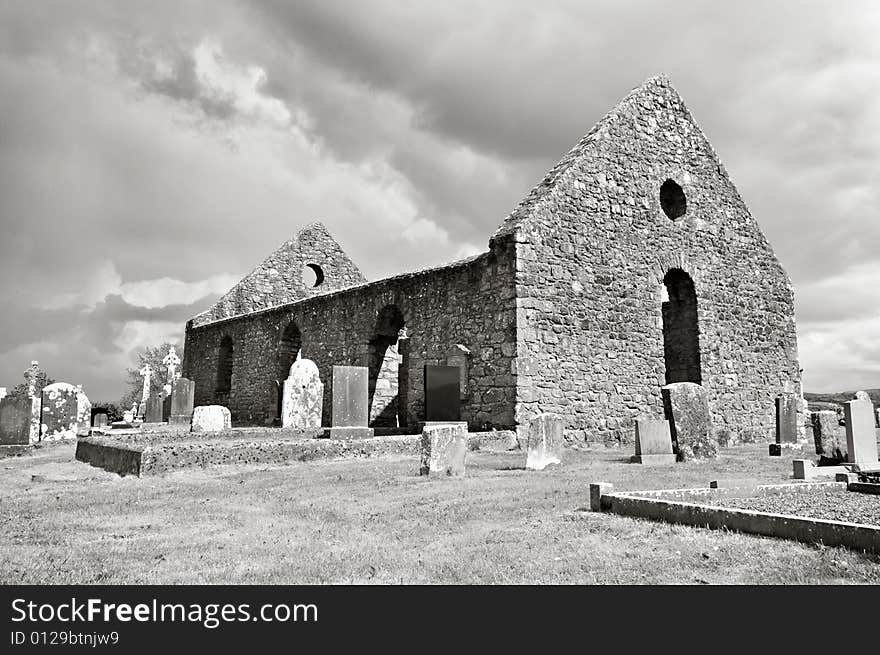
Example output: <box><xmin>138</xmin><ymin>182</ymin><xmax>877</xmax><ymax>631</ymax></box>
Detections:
<box><xmin>502</xmin><ymin>76</ymin><xmax>802</xmax><ymax>445</ymax></box>
<box><xmin>183</xmin><ymin>242</ymin><xmax>517</xmax><ymax>429</ymax></box>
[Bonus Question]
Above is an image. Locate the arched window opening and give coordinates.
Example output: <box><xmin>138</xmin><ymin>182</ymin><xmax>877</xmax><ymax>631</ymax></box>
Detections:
<box><xmin>368</xmin><ymin>304</ymin><xmax>407</xmax><ymax>427</ymax></box>
<box><xmin>661</xmin><ymin>269</ymin><xmax>702</xmax><ymax>384</ymax></box>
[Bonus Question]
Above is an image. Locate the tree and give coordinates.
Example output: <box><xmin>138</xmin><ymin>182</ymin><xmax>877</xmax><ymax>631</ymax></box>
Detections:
<box><xmin>7</xmin><ymin>362</ymin><xmax>54</xmax><ymax>400</ymax></box>
<box><xmin>119</xmin><ymin>342</ymin><xmax>183</xmax><ymax>410</ymax></box>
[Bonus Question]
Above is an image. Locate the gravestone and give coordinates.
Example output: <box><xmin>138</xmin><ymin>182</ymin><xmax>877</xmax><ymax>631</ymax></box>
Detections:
<box><xmin>633</xmin><ymin>418</ymin><xmax>676</xmax><ymax>465</ymax></box>
<box><xmin>75</xmin><ymin>387</ymin><xmax>91</xmax><ymax>437</ymax></box>
<box><xmin>162</xmin><ymin>395</ymin><xmax>172</xmax><ymax>422</ymax></box>
<box><xmin>0</xmin><ymin>396</ymin><xmax>31</xmax><ymax>445</ymax></box>
<box><xmin>144</xmin><ymin>395</ymin><xmax>163</xmax><ymax>423</ymax></box>
<box><xmin>92</xmin><ymin>412</ymin><xmax>109</xmax><ymax>428</ymax></box>
<box><xmin>775</xmin><ymin>393</ymin><xmax>798</xmax><ymax>444</ymax></box>
<box><xmin>419</xmin><ymin>423</ymin><xmax>467</xmax><ymax>477</ymax></box>
<box><xmin>525</xmin><ymin>413</ymin><xmax>564</xmax><ymax>470</ymax></box>
<box><xmin>811</xmin><ymin>410</ymin><xmax>846</xmax><ymax>462</ymax></box>
<box><xmin>282</xmin><ymin>360</ymin><xmax>322</xmax><ymax>429</ymax></box>
<box><xmin>424</xmin><ymin>365</ymin><xmax>461</xmax><ymax>421</ymax></box>
<box><xmin>170</xmin><ymin>378</ymin><xmax>196</xmax><ymax>426</ymax></box>
<box><xmin>40</xmin><ymin>382</ymin><xmax>80</xmax><ymax>441</ymax></box>
<box><xmin>191</xmin><ymin>405</ymin><xmax>231</xmax><ymax>432</ymax></box>
<box><xmin>661</xmin><ymin>382</ymin><xmax>717</xmax><ymax>461</ymax></box>
<box><xmin>122</xmin><ymin>410</ymin><xmax>134</xmax><ymax>423</ymax></box>
<box><xmin>328</xmin><ymin>366</ymin><xmax>372</xmax><ymax>439</ymax></box>
<box><xmin>844</xmin><ymin>399</ymin><xmax>879</xmax><ymax>470</ymax></box>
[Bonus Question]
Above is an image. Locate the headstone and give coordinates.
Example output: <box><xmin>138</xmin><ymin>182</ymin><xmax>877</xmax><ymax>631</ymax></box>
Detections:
<box><xmin>123</xmin><ymin>410</ymin><xmax>134</xmax><ymax>423</ymax></box>
<box><xmin>162</xmin><ymin>394</ymin><xmax>172</xmax><ymax>422</ymax></box>
<box><xmin>775</xmin><ymin>393</ymin><xmax>798</xmax><ymax>444</ymax></box>
<box><xmin>844</xmin><ymin>399</ymin><xmax>879</xmax><ymax>470</ymax></box>
<box><xmin>633</xmin><ymin>418</ymin><xmax>676</xmax><ymax>465</ymax></box>
<box><xmin>92</xmin><ymin>412</ymin><xmax>109</xmax><ymax>428</ymax></box>
<box><xmin>327</xmin><ymin>366</ymin><xmax>373</xmax><ymax>438</ymax></box>
<box><xmin>145</xmin><ymin>395</ymin><xmax>163</xmax><ymax>423</ymax></box>
<box><xmin>75</xmin><ymin>386</ymin><xmax>91</xmax><ymax>437</ymax></box>
<box><xmin>282</xmin><ymin>360</ymin><xmax>323</xmax><ymax>429</ymax></box>
<box><xmin>0</xmin><ymin>396</ymin><xmax>31</xmax><ymax>445</ymax></box>
<box><xmin>424</xmin><ymin>364</ymin><xmax>461</xmax><ymax>421</ymax></box>
<box><xmin>40</xmin><ymin>382</ymin><xmax>80</xmax><ymax>441</ymax></box>
<box><xmin>419</xmin><ymin>423</ymin><xmax>467</xmax><ymax>476</ymax></box>
<box><xmin>811</xmin><ymin>410</ymin><xmax>846</xmax><ymax>461</ymax></box>
<box><xmin>191</xmin><ymin>405</ymin><xmax>231</xmax><ymax>432</ymax></box>
<box><xmin>661</xmin><ymin>382</ymin><xmax>717</xmax><ymax>461</ymax></box>
<box><xmin>854</xmin><ymin>390</ymin><xmax>871</xmax><ymax>402</ymax></box>
<box><xmin>169</xmin><ymin>378</ymin><xmax>196</xmax><ymax>426</ymax></box>
<box><xmin>525</xmin><ymin>413</ymin><xmax>564</xmax><ymax>470</ymax></box>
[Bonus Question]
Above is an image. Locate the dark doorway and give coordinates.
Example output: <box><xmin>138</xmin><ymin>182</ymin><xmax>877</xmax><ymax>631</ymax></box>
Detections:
<box><xmin>276</xmin><ymin>321</ymin><xmax>302</xmax><ymax>422</ymax></box>
<box><xmin>661</xmin><ymin>269</ymin><xmax>702</xmax><ymax>384</ymax></box>
<box><xmin>368</xmin><ymin>304</ymin><xmax>406</xmax><ymax>427</ymax></box>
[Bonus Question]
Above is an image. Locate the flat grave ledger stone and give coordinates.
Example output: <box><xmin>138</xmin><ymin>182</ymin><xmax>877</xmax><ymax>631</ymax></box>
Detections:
<box><xmin>170</xmin><ymin>378</ymin><xmax>196</xmax><ymax>426</ymax></box>
<box><xmin>145</xmin><ymin>395</ymin><xmax>163</xmax><ymax>423</ymax></box>
<box><xmin>420</xmin><ymin>424</ymin><xmax>467</xmax><ymax>477</ymax></box>
<box><xmin>775</xmin><ymin>393</ymin><xmax>798</xmax><ymax>444</ymax></box>
<box><xmin>633</xmin><ymin>418</ymin><xmax>676</xmax><ymax>465</ymax></box>
<box><xmin>0</xmin><ymin>396</ymin><xmax>31</xmax><ymax>445</ymax></box>
<box><xmin>844</xmin><ymin>399</ymin><xmax>879</xmax><ymax>470</ymax></box>
<box><xmin>331</xmin><ymin>366</ymin><xmax>368</xmax><ymax>427</ymax></box>
<box><xmin>282</xmin><ymin>360</ymin><xmax>323</xmax><ymax>429</ymax></box>
<box><xmin>40</xmin><ymin>382</ymin><xmax>80</xmax><ymax>441</ymax></box>
<box><xmin>661</xmin><ymin>382</ymin><xmax>717</xmax><ymax>461</ymax></box>
<box><xmin>191</xmin><ymin>405</ymin><xmax>231</xmax><ymax>433</ymax></box>
<box><xmin>424</xmin><ymin>365</ymin><xmax>461</xmax><ymax>422</ymax></box>
<box><xmin>525</xmin><ymin>413</ymin><xmax>564</xmax><ymax>471</ymax></box>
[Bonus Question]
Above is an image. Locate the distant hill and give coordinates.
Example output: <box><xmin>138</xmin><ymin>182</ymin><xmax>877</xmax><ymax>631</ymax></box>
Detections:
<box><xmin>804</xmin><ymin>388</ymin><xmax>880</xmax><ymax>410</ymax></box>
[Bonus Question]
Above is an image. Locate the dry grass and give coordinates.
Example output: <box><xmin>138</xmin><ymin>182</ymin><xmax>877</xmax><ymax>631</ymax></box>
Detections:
<box><xmin>1</xmin><ymin>441</ymin><xmax>878</xmax><ymax>584</ymax></box>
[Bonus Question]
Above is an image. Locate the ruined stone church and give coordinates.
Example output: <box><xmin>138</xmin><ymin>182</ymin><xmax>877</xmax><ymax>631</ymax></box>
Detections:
<box><xmin>182</xmin><ymin>76</ymin><xmax>802</xmax><ymax>444</ymax></box>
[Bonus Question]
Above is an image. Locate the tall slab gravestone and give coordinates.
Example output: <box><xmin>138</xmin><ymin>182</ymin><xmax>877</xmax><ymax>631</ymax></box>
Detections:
<box><xmin>775</xmin><ymin>393</ymin><xmax>798</xmax><ymax>444</ymax></box>
<box><xmin>419</xmin><ymin>423</ymin><xmax>467</xmax><ymax>477</ymax></box>
<box><xmin>661</xmin><ymin>382</ymin><xmax>717</xmax><ymax>461</ymax></box>
<box><xmin>633</xmin><ymin>418</ymin><xmax>676</xmax><ymax>465</ymax></box>
<box><xmin>145</xmin><ymin>395</ymin><xmax>163</xmax><ymax>423</ymax></box>
<box><xmin>40</xmin><ymin>382</ymin><xmax>80</xmax><ymax>441</ymax></box>
<box><xmin>810</xmin><ymin>410</ymin><xmax>846</xmax><ymax>462</ymax></box>
<box><xmin>844</xmin><ymin>398</ymin><xmax>879</xmax><ymax>470</ymax></box>
<box><xmin>0</xmin><ymin>396</ymin><xmax>31</xmax><ymax>445</ymax></box>
<box><xmin>424</xmin><ymin>365</ymin><xmax>461</xmax><ymax>422</ymax></box>
<box><xmin>328</xmin><ymin>366</ymin><xmax>373</xmax><ymax>439</ymax></box>
<box><xmin>525</xmin><ymin>413</ymin><xmax>564</xmax><ymax>471</ymax></box>
<box><xmin>282</xmin><ymin>360</ymin><xmax>323</xmax><ymax>429</ymax></box>
<box><xmin>170</xmin><ymin>378</ymin><xmax>196</xmax><ymax>426</ymax></box>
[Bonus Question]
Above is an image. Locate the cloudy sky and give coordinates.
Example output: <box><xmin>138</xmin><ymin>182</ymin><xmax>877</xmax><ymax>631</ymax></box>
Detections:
<box><xmin>0</xmin><ymin>0</ymin><xmax>878</xmax><ymax>399</ymax></box>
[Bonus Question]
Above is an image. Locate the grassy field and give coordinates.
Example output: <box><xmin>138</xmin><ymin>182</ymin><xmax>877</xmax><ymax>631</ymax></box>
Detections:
<box><xmin>1</xmin><ymin>441</ymin><xmax>879</xmax><ymax>584</ymax></box>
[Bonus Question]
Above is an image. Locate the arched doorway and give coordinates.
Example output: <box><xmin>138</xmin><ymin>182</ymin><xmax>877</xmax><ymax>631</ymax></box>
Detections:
<box><xmin>661</xmin><ymin>268</ymin><xmax>702</xmax><ymax>385</ymax></box>
<box><xmin>276</xmin><ymin>321</ymin><xmax>302</xmax><ymax>422</ymax></box>
<box><xmin>368</xmin><ymin>304</ymin><xmax>407</xmax><ymax>427</ymax></box>
<box><xmin>216</xmin><ymin>335</ymin><xmax>234</xmax><ymax>403</ymax></box>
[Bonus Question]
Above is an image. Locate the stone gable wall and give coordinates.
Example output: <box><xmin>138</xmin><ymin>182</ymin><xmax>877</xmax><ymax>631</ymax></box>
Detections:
<box><xmin>510</xmin><ymin>77</ymin><xmax>802</xmax><ymax>444</ymax></box>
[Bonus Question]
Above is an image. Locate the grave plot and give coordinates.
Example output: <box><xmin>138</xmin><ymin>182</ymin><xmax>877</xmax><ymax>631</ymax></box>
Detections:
<box><xmin>591</xmin><ymin>481</ymin><xmax>880</xmax><ymax>553</ymax></box>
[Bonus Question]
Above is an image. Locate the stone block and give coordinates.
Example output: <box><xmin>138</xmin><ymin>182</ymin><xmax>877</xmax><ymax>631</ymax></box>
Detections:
<box><xmin>419</xmin><ymin>424</ymin><xmax>467</xmax><ymax>476</ymax></box>
<box><xmin>525</xmin><ymin>413</ymin><xmax>564</xmax><ymax>470</ymax></box>
<box><xmin>282</xmin><ymin>359</ymin><xmax>323</xmax><ymax>428</ymax></box>
<box><xmin>424</xmin><ymin>364</ymin><xmax>461</xmax><ymax>422</ymax></box>
<box><xmin>145</xmin><ymin>395</ymin><xmax>163</xmax><ymax>424</ymax></box>
<box><xmin>191</xmin><ymin>405</ymin><xmax>231</xmax><ymax>432</ymax></box>
<box><xmin>661</xmin><ymin>382</ymin><xmax>717</xmax><ymax>461</ymax></box>
<box><xmin>589</xmin><ymin>482</ymin><xmax>613</xmax><ymax>512</ymax></box>
<box><xmin>811</xmin><ymin>410</ymin><xmax>846</xmax><ymax>461</ymax></box>
<box><xmin>633</xmin><ymin>418</ymin><xmax>675</xmax><ymax>464</ymax></box>
<box><xmin>844</xmin><ymin>399</ymin><xmax>879</xmax><ymax>470</ymax></box>
<box><xmin>775</xmin><ymin>393</ymin><xmax>798</xmax><ymax>444</ymax></box>
<box><xmin>0</xmin><ymin>396</ymin><xmax>31</xmax><ymax>445</ymax></box>
<box><xmin>331</xmin><ymin>366</ymin><xmax>368</xmax><ymax>427</ymax></box>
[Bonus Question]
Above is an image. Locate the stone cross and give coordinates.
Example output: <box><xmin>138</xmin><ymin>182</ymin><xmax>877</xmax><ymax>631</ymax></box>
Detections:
<box><xmin>139</xmin><ymin>363</ymin><xmax>153</xmax><ymax>401</ymax></box>
<box><xmin>162</xmin><ymin>346</ymin><xmax>181</xmax><ymax>386</ymax></box>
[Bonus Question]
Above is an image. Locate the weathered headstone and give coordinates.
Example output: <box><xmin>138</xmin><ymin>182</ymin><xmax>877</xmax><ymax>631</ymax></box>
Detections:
<box><xmin>775</xmin><ymin>393</ymin><xmax>798</xmax><ymax>444</ymax></box>
<box><xmin>169</xmin><ymin>378</ymin><xmax>196</xmax><ymax>426</ymax></box>
<box><xmin>0</xmin><ymin>396</ymin><xmax>31</xmax><ymax>445</ymax></box>
<box><xmin>811</xmin><ymin>410</ymin><xmax>846</xmax><ymax>462</ymax></box>
<box><xmin>92</xmin><ymin>412</ymin><xmax>109</xmax><ymax>428</ymax></box>
<box><xmin>424</xmin><ymin>365</ymin><xmax>461</xmax><ymax>421</ymax></box>
<box><xmin>661</xmin><ymin>382</ymin><xmax>717</xmax><ymax>461</ymax></box>
<box><xmin>75</xmin><ymin>386</ymin><xmax>91</xmax><ymax>437</ymax></box>
<box><xmin>419</xmin><ymin>423</ymin><xmax>467</xmax><ymax>476</ymax></box>
<box><xmin>633</xmin><ymin>418</ymin><xmax>676</xmax><ymax>465</ymax></box>
<box><xmin>40</xmin><ymin>382</ymin><xmax>80</xmax><ymax>441</ymax></box>
<box><xmin>144</xmin><ymin>395</ymin><xmax>163</xmax><ymax>423</ymax></box>
<box><xmin>191</xmin><ymin>405</ymin><xmax>231</xmax><ymax>432</ymax></box>
<box><xmin>123</xmin><ymin>410</ymin><xmax>134</xmax><ymax>423</ymax></box>
<box><xmin>328</xmin><ymin>366</ymin><xmax>372</xmax><ymax>439</ymax></box>
<box><xmin>844</xmin><ymin>399</ymin><xmax>879</xmax><ymax>470</ymax></box>
<box><xmin>162</xmin><ymin>394</ymin><xmax>172</xmax><ymax>422</ymax></box>
<box><xmin>282</xmin><ymin>360</ymin><xmax>322</xmax><ymax>429</ymax></box>
<box><xmin>525</xmin><ymin>413</ymin><xmax>564</xmax><ymax>470</ymax></box>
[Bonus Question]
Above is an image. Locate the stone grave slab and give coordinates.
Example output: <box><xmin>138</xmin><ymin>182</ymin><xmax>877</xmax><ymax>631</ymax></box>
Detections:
<box><xmin>844</xmin><ymin>399</ymin><xmax>879</xmax><ymax>470</ymax></box>
<box><xmin>661</xmin><ymin>382</ymin><xmax>717</xmax><ymax>461</ymax></box>
<box><xmin>331</xmin><ymin>366</ymin><xmax>368</xmax><ymax>428</ymax></box>
<box><xmin>40</xmin><ymin>382</ymin><xmax>80</xmax><ymax>441</ymax></box>
<box><xmin>632</xmin><ymin>418</ymin><xmax>676</xmax><ymax>465</ymax></box>
<box><xmin>775</xmin><ymin>393</ymin><xmax>798</xmax><ymax>444</ymax></box>
<box><xmin>170</xmin><ymin>378</ymin><xmax>196</xmax><ymax>426</ymax></box>
<box><xmin>525</xmin><ymin>413</ymin><xmax>564</xmax><ymax>470</ymax></box>
<box><xmin>0</xmin><ymin>396</ymin><xmax>31</xmax><ymax>445</ymax></box>
<box><xmin>419</xmin><ymin>424</ymin><xmax>467</xmax><ymax>477</ymax></box>
<box><xmin>191</xmin><ymin>405</ymin><xmax>231</xmax><ymax>433</ymax></box>
<box><xmin>162</xmin><ymin>395</ymin><xmax>172</xmax><ymax>422</ymax></box>
<box><xmin>145</xmin><ymin>395</ymin><xmax>163</xmax><ymax>423</ymax></box>
<box><xmin>811</xmin><ymin>410</ymin><xmax>846</xmax><ymax>462</ymax></box>
<box><xmin>282</xmin><ymin>360</ymin><xmax>323</xmax><ymax>429</ymax></box>
<box><xmin>424</xmin><ymin>364</ymin><xmax>460</xmax><ymax>421</ymax></box>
